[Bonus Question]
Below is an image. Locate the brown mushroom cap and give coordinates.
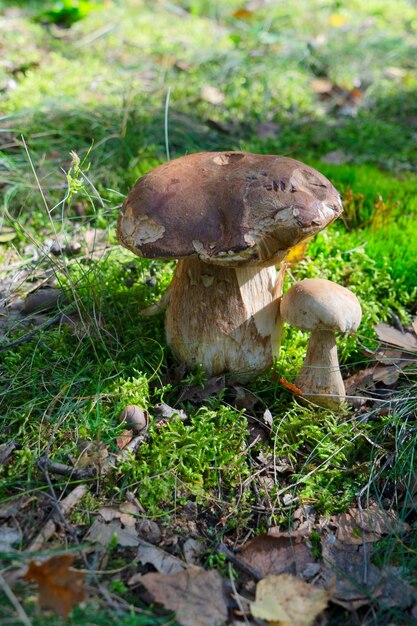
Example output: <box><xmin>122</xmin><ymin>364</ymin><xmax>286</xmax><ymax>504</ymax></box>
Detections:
<box><xmin>117</xmin><ymin>152</ymin><xmax>342</xmax><ymax>267</ymax></box>
<box><xmin>280</xmin><ymin>278</ymin><xmax>362</xmax><ymax>333</ymax></box>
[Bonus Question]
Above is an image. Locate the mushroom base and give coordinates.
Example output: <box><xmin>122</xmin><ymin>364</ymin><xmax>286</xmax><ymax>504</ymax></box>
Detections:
<box><xmin>165</xmin><ymin>259</ymin><xmax>283</xmax><ymax>377</ymax></box>
<box><xmin>295</xmin><ymin>329</ymin><xmax>346</xmax><ymax>409</ymax></box>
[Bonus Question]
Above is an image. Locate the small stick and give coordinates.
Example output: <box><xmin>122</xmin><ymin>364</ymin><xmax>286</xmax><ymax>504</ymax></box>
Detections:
<box><xmin>28</xmin><ymin>484</ymin><xmax>87</xmax><ymax>552</ymax></box>
<box><xmin>216</xmin><ymin>542</ymin><xmax>261</xmax><ymax>582</ymax></box>
<box><xmin>0</xmin><ymin>572</ymin><xmax>33</xmax><ymax>626</ymax></box>
<box><xmin>39</xmin><ymin>457</ymin><xmax>96</xmax><ymax>480</ymax></box>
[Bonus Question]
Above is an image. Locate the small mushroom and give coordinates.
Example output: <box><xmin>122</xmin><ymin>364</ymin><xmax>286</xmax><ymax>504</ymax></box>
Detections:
<box><xmin>280</xmin><ymin>278</ymin><xmax>362</xmax><ymax>409</ymax></box>
<box><xmin>117</xmin><ymin>152</ymin><xmax>342</xmax><ymax>377</ymax></box>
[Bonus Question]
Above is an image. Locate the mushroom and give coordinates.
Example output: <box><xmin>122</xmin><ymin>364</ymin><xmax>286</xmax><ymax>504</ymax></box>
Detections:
<box><xmin>280</xmin><ymin>278</ymin><xmax>362</xmax><ymax>409</ymax></box>
<box><xmin>117</xmin><ymin>151</ymin><xmax>342</xmax><ymax>377</ymax></box>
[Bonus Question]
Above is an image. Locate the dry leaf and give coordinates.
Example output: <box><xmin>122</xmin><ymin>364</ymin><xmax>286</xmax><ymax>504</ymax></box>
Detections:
<box><xmin>239</xmin><ymin>533</ymin><xmax>313</xmax><ymax>578</ymax></box>
<box><xmin>310</xmin><ymin>78</ymin><xmax>333</xmax><ymax>95</ymax></box>
<box><xmin>232</xmin><ymin>7</ymin><xmax>253</xmax><ymax>19</ymax></box>
<box><xmin>250</xmin><ymin>574</ymin><xmax>329</xmax><ymax>626</ymax></box>
<box><xmin>375</xmin><ymin>323</ymin><xmax>417</xmax><ymax>352</ymax></box>
<box><xmin>23</xmin><ymin>288</ymin><xmax>65</xmax><ymax>314</ymax></box>
<box><xmin>85</xmin><ymin>519</ymin><xmax>139</xmax><ymax>547</ymax></box>
<box><xmin>136</xmin><ymin>539</ymin><xmax>186</xmax><ymax>575</ymax></box>
<box><xmin>116</xmin><ymin>429</ymin><xmax>133</xmax><ymax>450</ymax></box>
<box><xmin>372</xmin><ymin>365</ymin><xmax>400</xmax><ymax>386</ymax></box>
<box><xmin>139</xmin><ymin>567</ymin><xmax>228</xmax><ymax>626</ymax></box>
<box><xmin>285</xmin><ymin>240</ymin><xmax>311</xmax><ymax>264</ymax></box>
<box><xmin>23</xmin><ymin>554</ymin><xmax>86</xmax><ymax>618</ymax></box>
<box><xmin>280</xmin><ymin>377</ymin><xmax>303</xmax><ymax>395</ymax></box>
<box><xmin>201</xmin><ymin>85</ymin><xmax>225</xmax><ymax>105</ymax></box>
<box><xmin>412</xmin><ymin>316</ymin><xmax>417</xmax><ymax>335</ymax></box>
<box><xmin>0</xmin><ymin>225</ymin><xmax>17</xmax><ymax>243</ymax></box>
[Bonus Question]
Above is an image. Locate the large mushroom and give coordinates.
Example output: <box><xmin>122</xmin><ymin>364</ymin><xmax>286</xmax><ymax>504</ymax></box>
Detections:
<box><xmin>280</xmin><ymin>278</ymin><xmax>362</xmax><ymax>409</ymax></box>
<box><xmin>117</xmin><ymin>151</ymin><xmax>342</xmax><ymax>376</ymax></box>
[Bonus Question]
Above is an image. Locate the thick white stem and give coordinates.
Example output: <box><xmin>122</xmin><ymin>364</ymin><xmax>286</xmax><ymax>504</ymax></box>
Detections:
<box><xmin>295</xmin><ymin>328</ymin><xmax>345</xmax><ymax>409</ymax></box>
<box><xmin>165</xmin><ymin>259</ymin><xmax>283</xmax><ymax>376</ymax></box>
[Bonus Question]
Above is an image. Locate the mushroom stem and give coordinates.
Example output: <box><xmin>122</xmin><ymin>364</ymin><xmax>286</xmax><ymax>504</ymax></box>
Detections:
<box><xmin>165</xmin><ymin>258</ymin><xmax>284</xmax><ymax>377</ymax></box>
<box><xmin>295</xmin><ymin>328</ymin><xmax>345</xmax><ymax>409</ymax></box>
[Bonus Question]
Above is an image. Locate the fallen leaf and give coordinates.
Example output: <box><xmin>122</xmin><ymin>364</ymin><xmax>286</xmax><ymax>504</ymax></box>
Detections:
<box><xmin>285</xmin><ymin>240</ymin><xmax>311</xmax><ymax>264</ymax></box>
<box><xmin>23</xmin><ymin>288</ymin><xmax>65</xmax><ymax>314</ymax></box>
<box><xmin>23</xmin><ymin>554</ymin><xmax>86</xmax><ymax>618</ymax></box>
<box><xmin>280</xmin><ymin>377</ymin><xmax>303</xmax><ymax>395</ymax></box>
<box><xmin>232</xmin><ymin>7</ymin><xmax>253</xmax><ymax>20</ymax></box>
<box><xmin>116</xmin><ymin>429</ymin><xmax>133</xmax><ymax>450</ymax></box>
<box><xmin>250</xmin><ymin>574</ymin><xmax>329</xmax><ymax>625</ymax></box>
<box><xmin>153</xmin><ymin>402</ymin><xmax>188</xmax><ymax>423</ymax></box>
<box><xmin>372</xmin><ymin>365</ymin><xmax>399</xmax><ymax>386</ymax></box>
<box><xmin>322</xmin><ymin>536</ymin><xmax>414</xmax><ymax>610</ymax></box>
<box><xmin>344</xmin><ymin>368</ymin><xmax>374</xmax><ymax>395</ymax></box>
<box><xmin>0</xmin><ymin>225</ymin><xmax>17</xmax><ymax>243</ymax></box>
<box><xmin>310</xmin><ymin>78</ymin><xmax>333</xmax><ymax>95</ymax></box>
<box><xmin>201</xmin><ymin>85</ymin><xmax>225</xmax><ymax>105</ymax></box>
<box><xmin>0</xmin><ymin>525</ymin><xmax>21</xmax><ymax>551</ymax></box>
<box><xmin>375</xmin><ymin>323</ymin><xmax>417</xmax><ymax>353</ymax></box>
<box><xmin>85</xmin><ymin>519</ymin><xmax>139</xmax><ymax>547</ymax></box>
<box><xmin>136</xmin><ymin>539</ymin><xmax>186</xmax><ymax>575</ymax></box>
<box><xmin>232</xmin><ymin>385</ymin><xmax>259</xmax><ymax>410</ymax></box>
<box><xmin>239</xmin><ymin>533</ymin><xmax>313</xmax><ymax>578</ymax></box>
<box><xmin>179</xmin><ymin>375</ymin><xmax>226</xmax><ymax>403</ymax></box>
<box><xmin>412</xmin><ymin>316</ymin><xmax>417</xmax><ymax>335</ymax></box>
<box><xmin>98</xmin><ymin>501</ymin><xmax>140</xmax><ymax>528</ymax></box>
<box><xmin>352</xmin><ymin>502</ymin><xmax>409</xmax><ymax>536</ymax></box>
<box><xmin>0</xmin><ymin>441</ymin><xmax>17</xmax><ymax>466</ymax></box>
<box><xmin>136</xmin><ymin>519</ymin><xmax>162</xmax><ymax>544</ymax></box>
<box><xmin>182</xmin><ymin>537</ymin><xmax>204</xmax><ymax>565</ymax></box>
<box><xmin>138</xmin><ymin>567</ymin><xmax>228</xmax><ymax>626</ymax></box>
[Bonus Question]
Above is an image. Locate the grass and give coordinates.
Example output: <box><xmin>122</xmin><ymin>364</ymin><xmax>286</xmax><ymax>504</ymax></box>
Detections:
<box><xmin>1</xmin><ymin>0</ymin><xmax>417</xmax><ymax>624</ymax></box>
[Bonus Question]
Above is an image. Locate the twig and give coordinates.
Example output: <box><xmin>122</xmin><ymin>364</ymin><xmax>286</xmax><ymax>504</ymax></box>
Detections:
<box><xmin>228</xmin><ymin>562</ymin><xmax>251</xmax><ymax>626</ymax></box>
<box><xmin>217</xmin><ymin>542</ymin><xmax>261</xmax><ymax>582</ymax></box>
<box><xmin>0</xmin><ymin>571</ymin><xmax>33</xmax><ymax>626</ymax></box>
<box><xmin>0</xmin><ymin>311</ymin><xmax>73</xmax><ymax>352</ymax></box>
<box><xmin>28</xmin><ymin>484</ymin><xmax>88</xmax><ymax>552</ymax></box>
<box><xmin>38</xmin><ymin>457</ymin><xmax>96</xmax><ymax>481</ymax></box>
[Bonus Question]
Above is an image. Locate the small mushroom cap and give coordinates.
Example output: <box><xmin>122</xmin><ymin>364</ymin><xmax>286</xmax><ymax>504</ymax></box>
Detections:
<box><xmin>117</xmin><ymin>152</ymin><xmax>342</xmax><ymax>267</ymax></box>
<box><xmin>280</xmin><ymin>278</ymin><xmax>362</xmax><ymax>333</ymax></box>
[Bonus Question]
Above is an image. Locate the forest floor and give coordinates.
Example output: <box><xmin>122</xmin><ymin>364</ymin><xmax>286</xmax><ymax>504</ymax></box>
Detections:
<box><xmin>0</xmin><ymin>1</ymin><xmax>417</xmax><ymax>624</ymax></box>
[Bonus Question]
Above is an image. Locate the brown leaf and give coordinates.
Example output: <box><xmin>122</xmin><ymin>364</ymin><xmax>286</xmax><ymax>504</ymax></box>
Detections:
<box><xmin>179</xmin><ymin>376</ymin><xmax>226</xmax><ymax>403</ymax></box>
<box><xmin>372</xmin><ymin>365</ymin><xmax>400</xmax><ymax>386</ymax></box>
<box><xmin>23</xmin><ymin>554</ymin><xmax>86</xmax><ymax>618</ymax></box>
<box><xmin>85</xmin><ymin>519</ymin><xmax>139</xmax><ymax>547</ymax></box>
<box><xmin>322</xmin><ymin>537</ymin><xmax>414</xmax><ymax>610</ymax></box>
<box><xmin>310</xmin><ymin>78</ymin><xmax>333</xmax><ymax>95</ymax></box>
<box><xmin>280</xmin><ymin>377</ymin><xmax>303</xmax><ymax>396</ymax></box>
<box><xmin>139</xmin><ymin>567</ymin><xmax>228</xmax><ymax>626</ymax></box>
<box><xmin>116</xmin><ymin>429</ymin><xmax>133</xmax><ymax>450</ymax></box>
<box><xmin>250</xmin><ymin>574</ymin><xmax>329</xmax><ymax>625</ymax></box>
<box><xmin>232</xmin><ymin>8</ymin><xmax>254</xmax><ymax>20</ymax></box>
<box><xmin>136</xmin><ymin>539</ymin><xmax>186</xmax><ymax>575</ymax></box>
<box><xmin>375</xmin><ymin>323</ymin><xmax>417</xmax><ymax>352</ymax></box>
<box><xmin>23</xmin><ymin>288</ymin><xmax>65</xmax><ymax>314</ymax></box>
<box><xmin>201</xmin><ymin>85</ymin><xmax>225</xmax><ymax>105</ymax></box>
<box><xmin>285</xmin><ymin>240</ymin><xmax>311</xmax><ymax>264</ymax></box>
<box><xmin>239</xmin><ymin>533</ymin><xmax>314</xmax><ymax>578</ymax></box>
